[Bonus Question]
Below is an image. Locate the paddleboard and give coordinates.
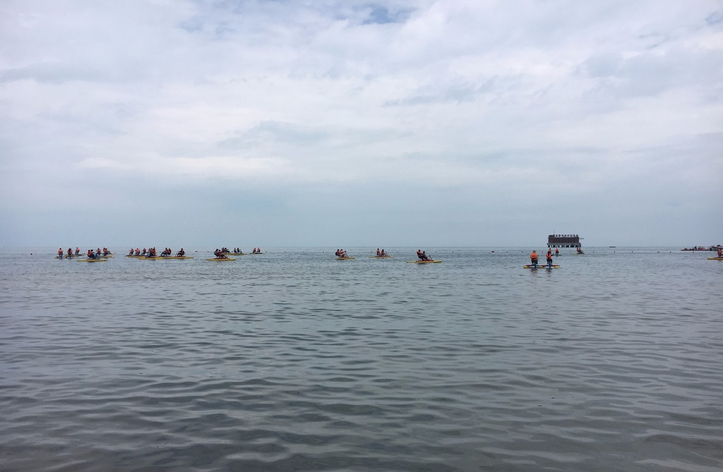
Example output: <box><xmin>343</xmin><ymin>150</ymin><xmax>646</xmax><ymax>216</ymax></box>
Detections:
<box><xmin>206</xmin><ymin>257</ymin><xmax>236</xmax><ymax>261</ymax></box>
<box><xmin>79</xmin><ymin>259</ymin><xmax>107</xmax><ymax>262</ymax></box>
<box><xmin>708</xmin><ymin>257</ymin><xmax>723</xmax><ymax>261</ymax></box>
<box><xmin>164</xmin><ymin>256</ymin><xmax>193</xmax><ymax>259</ymax></box>
<box><xmin>371</xmin><ymin>256</ymin><xmax>393</xmax><ymax>259</ymax></box>
<box><xmin>524</xmin><ymin>264</ymin><xmax>560</xmax><ymax>269</ymax></box>
<box><xmin>336</xmin><ymin>257</ymin><xmax>355</xmax><ymax>260</ymax></box>
<box><xmin>407</xmin><ymin>260</ymin><xmax>441</xmax><ymax>264</ymax></box>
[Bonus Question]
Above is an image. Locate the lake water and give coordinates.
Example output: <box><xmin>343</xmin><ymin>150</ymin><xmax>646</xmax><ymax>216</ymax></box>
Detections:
<box><xmin>1</xmin><ymin>247</ymin><xmax>722</xmax><ymax>471</ymax></box>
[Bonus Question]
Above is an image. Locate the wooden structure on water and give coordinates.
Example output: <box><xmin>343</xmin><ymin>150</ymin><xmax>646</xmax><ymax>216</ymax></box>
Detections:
<box><xmin>547</xmin><ymin>234</ymin><xmax>582</xmax><ymax>248</ymax></box>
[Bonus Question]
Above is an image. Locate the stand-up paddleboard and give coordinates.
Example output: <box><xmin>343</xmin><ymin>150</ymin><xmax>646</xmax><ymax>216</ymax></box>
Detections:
<box><xmin>164</xmin><ymin>256</ymin><xmax>193</xmax><ymax>260</ymax></box>
<box><xmin>708</xmin><ymin>257</ymin><xmax>723</xmax><ymax>261</ymax></box>
<box><xmin>524</xmin><ymin>264</ymin><xmax>560</xmax><ymax>269</ymax></box>
<box><xmin>125</xmin><ymin>255</ymin><xmax>143</xmax><ymax>258</ymax></box>
<box><xmin>206</xmin><ymin>257</ymin><xmax>236</xmax><ymax>261</ymax></box>
<box><xmin>79</xmin><ymin>258</ymin><xmax>107</xmax><ymax>262</ymax></box>
<box><xmin>407</xmin><ymin>260</ymin><xmax>441</xmax><ymax>264</ymax></box>
<box><xmin>371</xmin><ymin>256</ymin><xmax>393</xmax><ymax>259</ymax></box>
<box><xmin>336</xmin><ymin>257</ymin><xmax>355</xmax><ymax>260</ymax></box>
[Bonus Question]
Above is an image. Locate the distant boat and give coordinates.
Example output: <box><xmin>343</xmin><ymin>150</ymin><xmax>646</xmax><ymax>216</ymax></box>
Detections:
<box><xmin>609</xmin><ymin>246</ymin><xmax>616</xmax><ymax>248</ymax></box>
<box><xmin>547</xmin><ymin>233</ymin><xmax>583</xmax><ymax>248</ymax></box>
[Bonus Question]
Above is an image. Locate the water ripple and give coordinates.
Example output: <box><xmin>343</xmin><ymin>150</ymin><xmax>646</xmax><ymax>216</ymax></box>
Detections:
<box><xmin>1</xmin><ymin>247</ymin><xmax>722</xmax><ymax>471</ymax></box>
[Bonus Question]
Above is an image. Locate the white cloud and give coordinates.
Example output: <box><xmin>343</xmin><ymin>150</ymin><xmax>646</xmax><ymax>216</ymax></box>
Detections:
<box><xmin>1</xmin><ymin>0</ymin><xmax>722</xmax><ymax>245</ymax></box>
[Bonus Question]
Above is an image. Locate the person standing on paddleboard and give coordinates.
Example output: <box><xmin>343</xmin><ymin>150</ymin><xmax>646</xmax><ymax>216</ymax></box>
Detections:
<box><xmin>530</xmin><ymin>250</ymin><xmax>538</xmax><ymax>267</ymax></box>
<box><xmin>546</xmin><ymin>249</ymin><xmax>553</xmax><ymax>268</ymax></box>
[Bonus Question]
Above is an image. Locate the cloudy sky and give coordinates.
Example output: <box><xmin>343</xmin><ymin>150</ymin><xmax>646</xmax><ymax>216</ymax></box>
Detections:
<box><xmin>1</xmin><ymin>0</ymin><xmax>721</xmax><ymax>247</ymax></box>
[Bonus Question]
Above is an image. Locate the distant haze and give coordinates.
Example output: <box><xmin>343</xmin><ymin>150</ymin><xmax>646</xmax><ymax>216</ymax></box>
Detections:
<box><xmin>1</xmin><ymin>1</ymin><xmax>721</xmax><ymax>247</ymax></box>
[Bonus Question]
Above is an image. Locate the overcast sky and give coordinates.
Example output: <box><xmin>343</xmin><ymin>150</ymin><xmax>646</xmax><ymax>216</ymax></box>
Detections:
<box><xmin>1</xmin><ymin>0</ymin><xmax>721</xmax><ymax>247</ymax></box>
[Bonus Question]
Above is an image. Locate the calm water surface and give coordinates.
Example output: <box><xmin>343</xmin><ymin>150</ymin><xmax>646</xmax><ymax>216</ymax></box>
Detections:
<box><xmin>1</xmin><ymin>247</ymin><xmax>722</xmax><ymax>471</ymax></box>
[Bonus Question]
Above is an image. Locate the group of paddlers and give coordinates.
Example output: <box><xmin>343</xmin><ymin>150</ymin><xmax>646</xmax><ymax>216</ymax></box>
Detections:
<box><xmin>529</xmin><ymin>249</ymin><xmax>558</xmax><ymax>268</ymax></box>
<box><xmin>88</xmin><ymin>248</ymin><xmax>111</xmax><ymax>259</ymax></box>
<box><xmin>375</xmin><ymin>248</ymin><xmax>388</xmax><ymax>256</ymax></box>
<box><xmin>159</xmin><ymin>247</ymin><xmax>185</xmax><ymax>257</ymax></box>
<box><xmin>335</xmin><ymin>249</ymin><xmax>350</xmax><ymax>258</ymax></box>
<box><xmin>128</xmin><ymin>247</ymin><xmax>185</xmax><ymax>257</ymax></box>
<box><xmin>213</xmin><ymin>248</ymin><xmax>233</xmax><ymax>258</ymax></box>
<box><xmin>225</xmin><ymin>248</ymin><xmax>261</xmax><ymax>254</ymax></box>
<box><xmin>416</xmin><ymin>249</ymin><xmax>433</xmax><ymax>261</ymax></box>
<box><xmin>57</xmin><ymin>247</ymin><xmax>81</xmax><ymax>259</ymax></box>
<box><xmin>57</xmin><ymin>247</ymin><xmax>111</xmax><ymax>259</ymax></box>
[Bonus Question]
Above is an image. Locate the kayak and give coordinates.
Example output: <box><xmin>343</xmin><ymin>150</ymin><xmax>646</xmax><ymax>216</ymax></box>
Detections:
<box><xmin>336</xmin><ymin>257</ymin><xmax>355</xmax><ymax>260</ymax></box>
<box><xmin>407</xmin><ymin>260</ymin><xmax>441</xmax><ymax>264</ymax></box>
<box><xmin>524</xmin><ymin>264</ymin><xmax>560</xmax><ymax>269</ymax></box>
<box><xmin>708</xmin><ymin>257</ymin><xmax>723</xmax><ymax>261</ymax></box>
<box><xmin>206</xmin><ymin>257</ymin><xmax>236</xmax><ymax>261</ymax></box>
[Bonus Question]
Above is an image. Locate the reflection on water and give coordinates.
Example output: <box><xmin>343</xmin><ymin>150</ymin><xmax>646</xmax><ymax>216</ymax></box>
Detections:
<box><xmin>1</xmin><ymin>248</ymin><xmax>722</xmax><ymax>471</ymax></box>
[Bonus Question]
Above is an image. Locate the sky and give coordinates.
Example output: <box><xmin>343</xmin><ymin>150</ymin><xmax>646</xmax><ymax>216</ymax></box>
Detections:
<box><xmin>1</xmin><ymin>0</ymin><xmax>722</xmax><ymax>248</ymax></box>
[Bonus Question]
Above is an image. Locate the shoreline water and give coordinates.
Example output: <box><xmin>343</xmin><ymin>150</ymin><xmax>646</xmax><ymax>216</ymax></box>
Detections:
<box><xmin>1</xmin><ymin>247</ymin><xmax>721</xmax><ymax>471</ymax></box>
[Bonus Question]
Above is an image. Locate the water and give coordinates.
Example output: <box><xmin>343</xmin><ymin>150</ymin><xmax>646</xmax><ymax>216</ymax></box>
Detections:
<box><xmin>1</xmin><ymin>247</ymin><xmax>722</xmax><ymax>471</ymax></box>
